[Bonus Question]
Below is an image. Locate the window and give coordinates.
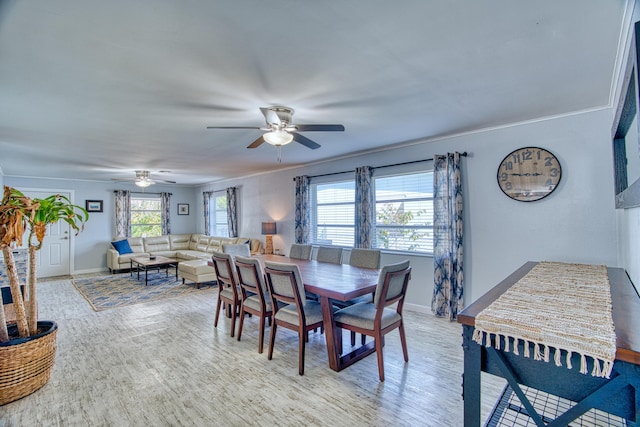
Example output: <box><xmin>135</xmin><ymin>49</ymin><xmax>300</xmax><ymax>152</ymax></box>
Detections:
<box><xmin>131</xmin><ymin>196</ymin><xmax>162</xmax><ymax>237</ymax></box>
<box><xmin>208</xmin><ymin>194</ymin><xmax>229</xmax><ymax>236</ymax></box>
<box><xmin>373</xmin><ymin>172</ymin><xmax>433</xmax><ymax>253</ymax></box>
<box><xmin>310</xmin><ymin>170</ymin><xmax>434</xmax><ymax>253</ymax></box>
<box><xmin>311</xmin><ymin>180</ymin><xmax>355</xmax><ymax>246</ymax></box>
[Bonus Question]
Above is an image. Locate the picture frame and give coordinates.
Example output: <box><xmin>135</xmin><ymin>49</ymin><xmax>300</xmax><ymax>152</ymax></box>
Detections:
<box><xmin>85</xmin><ymin>200</ymin><xmax>103</xmax><ymax>213</ymax></box>
<box><xmin>177</xmin><ymin>203</ymin><xmax>189</xmax><ymax>215</ymax></box>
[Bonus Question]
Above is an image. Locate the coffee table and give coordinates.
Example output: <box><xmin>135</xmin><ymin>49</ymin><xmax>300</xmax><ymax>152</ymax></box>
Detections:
<box><xmin>130</xmin><ymin>256</ymin><xmax>178</xmax><ymax>286</ymax></box>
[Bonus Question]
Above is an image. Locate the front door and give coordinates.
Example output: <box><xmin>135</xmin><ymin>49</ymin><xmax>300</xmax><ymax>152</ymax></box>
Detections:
<box><xmin>22</xmin><ymin>190</ymin><xmax>72</xmax><ymax>278</ymax></box>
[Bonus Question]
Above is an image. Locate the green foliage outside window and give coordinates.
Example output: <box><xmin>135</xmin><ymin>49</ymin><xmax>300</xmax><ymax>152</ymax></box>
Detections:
<box><xmin>376</xmin><ymin>202</ymin><xmax>429</xmax><ymax>251</ymax></box>
<box><xmin>131</xmin><ymin>198</ymin><xmax>162</xmax><ymax>237</ymax></box>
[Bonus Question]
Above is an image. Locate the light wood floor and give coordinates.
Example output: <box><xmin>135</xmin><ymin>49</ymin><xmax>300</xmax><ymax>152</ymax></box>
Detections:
<box><xmin>1</xmin><ymin>277</ymin><xmax>504</xmax><ymax>426</ymax></box>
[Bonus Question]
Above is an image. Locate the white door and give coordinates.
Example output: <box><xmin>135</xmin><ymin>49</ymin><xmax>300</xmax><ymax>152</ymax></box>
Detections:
<box><xmin>22</xmin><ymin>191</ymin><xmax>72</xmax><ymax>278</ymax></box>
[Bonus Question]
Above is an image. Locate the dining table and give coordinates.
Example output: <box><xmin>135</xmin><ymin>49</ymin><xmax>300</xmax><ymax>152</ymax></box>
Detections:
<box><xmin>254</xmin><ymin>254</ymin><xmax>381</xmax><ymax>372</ymax></box>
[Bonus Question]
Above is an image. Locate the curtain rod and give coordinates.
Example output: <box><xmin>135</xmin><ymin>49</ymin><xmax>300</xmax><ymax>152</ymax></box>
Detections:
<box><xmin>296</xmin><ymin>151</ymin><xmax>468</xmax><ymax>181</ymax></box>
<box><xmin>113</xmin><ymin>191</ymin><xmax>172</xmax><ymax>196</ymax></box>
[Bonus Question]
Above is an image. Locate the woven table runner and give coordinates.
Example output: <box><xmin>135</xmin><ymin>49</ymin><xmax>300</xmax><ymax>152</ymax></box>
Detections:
<box><xmin>473</xmin><ymin>262</ymin><xmax>616</xmax><ymax>378</ymax></box>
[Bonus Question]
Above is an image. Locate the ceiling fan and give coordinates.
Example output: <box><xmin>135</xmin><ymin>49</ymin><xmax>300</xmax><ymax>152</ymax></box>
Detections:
<box><xmin>206</xmin><ymin>106</ymin><xmax>345</xmax><ymax>150</ymax></box>
<box><xmin>112</xmin><ymin>170</ymin><xmax>176</xmax><ymax>188</ymax></box>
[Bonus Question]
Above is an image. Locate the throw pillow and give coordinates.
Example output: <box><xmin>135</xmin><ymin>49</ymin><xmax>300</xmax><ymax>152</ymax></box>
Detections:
<box><xmin>111</xmin><ymin>239</ymin><xmax>133</xmax><ymax>255</ymax></box>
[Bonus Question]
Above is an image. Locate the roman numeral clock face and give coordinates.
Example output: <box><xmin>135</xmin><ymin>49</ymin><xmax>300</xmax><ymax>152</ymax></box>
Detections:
<box><xmin>497</xmin><ymin>147</ymin><xmax>562</xmax><ymax>202</ymax></box>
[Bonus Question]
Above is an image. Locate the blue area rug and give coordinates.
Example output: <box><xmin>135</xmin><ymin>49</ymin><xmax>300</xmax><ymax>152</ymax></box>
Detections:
<box><xmin>72</xmin><ymin>272</ymin><xmax>216</xmax><ymax>311</ymax></box>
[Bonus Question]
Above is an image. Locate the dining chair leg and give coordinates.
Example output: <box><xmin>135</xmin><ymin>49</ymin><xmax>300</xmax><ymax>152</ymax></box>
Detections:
<box><xmin>214</xmin><ymin>297</ymin><xmax>223</xmax><ymax>328</ymax></box>
<box><xmin>237</xmin><ymin>306</ymin><xmax>246</xmax><ymax>341</ymax></box>
<box><xmin>268</xmin><ymin>323</ymin><xmax>277</xmax><ymax>360</ymax></box>
<box><xmin>298</xmin><ymin>329</ymin><xmax>306</xmax><ymax>376</ymax></box>
<box><xmin>399</xmin><ymin>321</ymin><xmax>409</xmax><ymax>362</ymax></box>
<box><xmin>350</xmin><ymin>331</ymin><xmax>356</xmax><ymax>347</ymax></box>
<box><xmin>258</xmin><ymin>315</ymin><xmax>266</xmax><ymax>354</ymax></box>
<box><xmin>229</xmin><ymin>302</ymin><xmax>237</xmax><ymax>337</ymax></box>
<box><xmin>375</xmin><ymin>335</ymin><xmax>385</xmax><ymax>382</ymax></box>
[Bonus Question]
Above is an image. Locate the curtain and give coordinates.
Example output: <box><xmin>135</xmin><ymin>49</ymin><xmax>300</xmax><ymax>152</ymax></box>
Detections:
<box><xmin>114</xmin><ymin>190</ymin><xmax>131</xmax><ymax>238</ymax></box>
<box><xmin>226</xmin><ymin>187</ymin><xmax>238</xmax><ymax>238</ymax></box>
<box><xmin>160</xmin><ymin>192</ymin><xmax>171</xmax><ymax>235</ymax></box>
<box><xmin>294</xmin><ymin>175</ymin><xmax>310</xmax><ymax>244</ymax></box>
<box><xmin>431</xmin><ymin>152</ymin><xmax>464</xmax><ymax>320</ymax></box>
<box><xmin>203</xmin><ymin>191</ymin><xmax>213</xmax><ymax>236</ymax></box>
<box><xmin>355</xmin><ymin>166</ymin><xmax>374</xmax><ymax>248</ymax></box>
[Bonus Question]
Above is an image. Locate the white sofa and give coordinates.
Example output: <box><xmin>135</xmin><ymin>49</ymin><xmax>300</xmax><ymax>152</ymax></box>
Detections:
<box><xmin>107</xmin><ymin>234</ymin><xmax>262</xmax><ymax>273</ymax></box>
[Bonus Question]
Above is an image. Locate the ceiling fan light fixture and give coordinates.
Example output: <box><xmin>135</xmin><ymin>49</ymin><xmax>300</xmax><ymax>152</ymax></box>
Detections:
<box><xmin>263</xmin><ymin>130</ymin><xmax>293</xmax><ymax>146</ymax></box>
<box><xmin>135</xmin><ymin>179</ymin><xmax>152</xmax><ymax>188</ymax></box>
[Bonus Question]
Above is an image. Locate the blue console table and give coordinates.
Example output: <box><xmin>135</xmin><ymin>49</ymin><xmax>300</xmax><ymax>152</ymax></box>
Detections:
<box><xmin>458</xmin><ymin>262</ymin><xmax>640</xmax><ymax>426</ymax></box>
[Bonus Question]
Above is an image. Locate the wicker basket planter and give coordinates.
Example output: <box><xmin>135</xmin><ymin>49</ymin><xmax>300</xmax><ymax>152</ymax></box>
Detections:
<box><xmin>0</xmin><ymin>321</ymin><xmax>57</xmax><ymax>405</ymax></box>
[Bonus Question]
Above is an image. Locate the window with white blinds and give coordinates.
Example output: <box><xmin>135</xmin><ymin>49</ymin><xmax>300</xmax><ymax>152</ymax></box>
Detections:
<box><xmin>208</xmin><ymin>194</ymin><xmax>229</xmax><ymax>236</ymax></box>
<box><xmin>310</xmin><ymin>170</ymin><xmax>434</xmax><ymax>253</ymax></box>
<box><xmin>373</xmin><ymin>171</ymin><xmax>433</xmax><ymax>253</ymax></box>
<box><xmin>311</xmin><ymin>180</ymin><xmax>355</xmax><ymax>247</ymax></box>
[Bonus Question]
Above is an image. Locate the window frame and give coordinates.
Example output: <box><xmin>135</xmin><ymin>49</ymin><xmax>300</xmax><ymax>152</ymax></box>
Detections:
<box><xmin>208</xmin><ymin>193</ymin><xmax>229</xmax><ymax>237</ymax></box>
<box><xmin>130</xmin><ymin>194</ymin><xmax>163</xmax><ymax>238</ymax></box>
<box><xmin>310</xmin><ymin>177</ymin><xmax>355</xmax><ymax>247</ymax></box>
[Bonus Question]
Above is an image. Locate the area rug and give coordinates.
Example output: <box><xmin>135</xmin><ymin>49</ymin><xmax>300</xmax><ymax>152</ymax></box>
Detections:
<box><xmin>72</xmin><ymin>272</ymin><xmax>216</xmax><ymax>311</ymax></box>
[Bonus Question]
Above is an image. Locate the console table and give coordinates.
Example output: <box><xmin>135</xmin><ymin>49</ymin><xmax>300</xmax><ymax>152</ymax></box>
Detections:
<box><xmin>458</xmin><ymin>262</ymin><xmax>640</xmax><ymax>426</ymax></box>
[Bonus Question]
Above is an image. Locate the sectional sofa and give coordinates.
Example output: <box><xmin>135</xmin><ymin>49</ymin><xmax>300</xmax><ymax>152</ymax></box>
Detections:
<box><xmin>107</xmin><ymin>234</ymin><xmax>262</xmax><ymax>273</ymax></box>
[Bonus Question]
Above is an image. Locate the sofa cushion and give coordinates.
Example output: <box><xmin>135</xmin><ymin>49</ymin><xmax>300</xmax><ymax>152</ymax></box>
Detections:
<box><xmin>111</xmin><ymin>239</ymin><xmax>133</xmax><ymax>255</ymax></box>
<box><xmin>144</xmin><ymin>235</ymin><xmax>171</xmax><ymax>253</ymax></box>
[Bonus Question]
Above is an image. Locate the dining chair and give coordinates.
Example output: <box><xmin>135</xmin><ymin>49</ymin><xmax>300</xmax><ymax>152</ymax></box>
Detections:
<box><xmin>334</xmin><ymin>259</ymin><xmax>411</xmax><ymax>381</ymax></box>
<box><xmin>348</xmin><ymin>248</ymin><xmax>381</xmax><ymax>269</ymax></box>
<box><xmin>222</xmin><ymin>243</ymin><xmax>251</xmax><ymax>257</ymax></box>
<box><xmin>234</xmin><ymin>255</ymin><xmax>275</xmax><ymax>353</ymax></box>
<box><xmin>288</xmin><ymin>244</ymin><xmax>312</xmax><ymax>260</ymax></box>
<box><xmin>264</xmin><ymin>261</ymin><xmax>325</xmax><ymax>375</ymax></box>
<box><xmin>211</xmin><ymin>251</ymin><xmax>242</xmax><ymax>337</ymax></box>
<box><xmin>316</xmin><ymin>246</ymin><xmax>343</xmax><ymax>264</ymax></box>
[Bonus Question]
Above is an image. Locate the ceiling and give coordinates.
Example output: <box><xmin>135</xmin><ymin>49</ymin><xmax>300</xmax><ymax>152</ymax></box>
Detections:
<box><xmin>0</xmin><ymin>1</ymin><xmax>629</xmax><ymax>186</ymax></box>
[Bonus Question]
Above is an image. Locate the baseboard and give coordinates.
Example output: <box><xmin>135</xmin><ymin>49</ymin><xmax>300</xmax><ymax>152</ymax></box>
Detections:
<box><xmin>73</xmin><ymin>267</ymin><xmax>109</xmax><ymax>275</ymax></box>
<box><xmin>404</xmin><ymin>302</ymin><xmax>430</xmax><ymax>314</ymax></box>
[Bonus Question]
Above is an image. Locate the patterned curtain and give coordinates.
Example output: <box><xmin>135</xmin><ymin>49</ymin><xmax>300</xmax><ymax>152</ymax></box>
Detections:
<box><xmin>114</xmin><ymin>190</ymin><xmax>131</xmax><ymax>238</ymax></box>
<box><xmin>355</xmin><ymin>166</ymin><xmax>374</xmax><ymax>248</ymax></box>
<box><xmin>160</xmin><ymin>192</ymin><xmax>172</xmax><ymax>235</ymax></box>
<box><xmin>294</xmin><ymin>175</ymin><xmax>310</xmax><ymax>244</ymax></box>
<box><xmin>203</xmin><ymin>191</ymin><xmax>213</xmax><ymax>236</ymax></box>
<box><xmin>226</xmin><ymin>187</ymin><xmax>238</xmax><ymax>238</ymax></box>
<box><xmin>431</xmin><ymin>152</ymin><xmax>464</xmax><ymax>320</ymax></box>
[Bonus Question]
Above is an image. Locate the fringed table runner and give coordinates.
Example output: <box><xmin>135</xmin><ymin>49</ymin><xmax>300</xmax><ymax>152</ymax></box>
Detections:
<box><xmin>473</xmin><ymin>262</ymin><xmax>616</xmax><ymax>378</ymax></box>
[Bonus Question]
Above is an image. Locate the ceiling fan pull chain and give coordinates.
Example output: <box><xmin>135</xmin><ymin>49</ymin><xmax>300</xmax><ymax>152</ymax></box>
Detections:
<box><xmin>277</xmin><ymin>146</ymin><xmax>282</xmax><ymax>163</ymax></box>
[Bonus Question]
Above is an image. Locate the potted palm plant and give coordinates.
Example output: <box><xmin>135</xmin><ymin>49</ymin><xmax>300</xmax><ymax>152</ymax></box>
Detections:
<box><xmin>0</xmin><ymin>186</ymin><xmax>88</xmax><ymax>405</ymax></box>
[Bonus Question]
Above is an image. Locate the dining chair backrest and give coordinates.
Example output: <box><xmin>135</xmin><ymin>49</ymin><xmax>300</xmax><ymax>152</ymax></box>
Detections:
<box><xmin>234</xmin><ymin>255</ymin><xmax>269</xmax><ymax>301</ymax></box>
<box><xmin>289</xmin><ymin>244</ymin><xmax>312</xmax><ymax>260</ymax></box>
<box><xmin>264</xmin><ymin>261</ymin><xmax>306</xmax><ymax>306</ymax></box>
<box><xmin>316</xmin><ymin>246</ymin><xmax>343</xmax><ymax>264</ymax></box>
<box><xmin>349</xmin><ymin>248</ymin><xmax>381</xmax><ymax>269</ymax></box>
<box><xmin>211</xmin><ymin>251</ymin><xmax>238</xmax><ymax>290</ymax></box>
<box><xmin>373</xmin><ymin>260</ymin><xmax>412</xmax><ymax>309</ymax></box>
<box><xmin>222</xmin><ymin>243</ymin><xmax>251</xmax><ymax>258</ymax></box>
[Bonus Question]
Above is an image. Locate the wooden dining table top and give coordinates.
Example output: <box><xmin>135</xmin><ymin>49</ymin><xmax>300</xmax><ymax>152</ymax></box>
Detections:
<box><xmin>253</xmin><ymin>254</ymin><xmax>380</xmax><ymax>301</ymax></box>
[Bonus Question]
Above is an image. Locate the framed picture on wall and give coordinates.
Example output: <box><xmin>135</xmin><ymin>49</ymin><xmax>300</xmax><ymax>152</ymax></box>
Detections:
<box><xmin>85</xmin><ymin>200</ymin><xmax>103</xmax><ymax>212</ymax></box>
<box><xmin>178</xmin><ymin>203</ymin><xmax>189</xmax><ymax>215</ymax></box>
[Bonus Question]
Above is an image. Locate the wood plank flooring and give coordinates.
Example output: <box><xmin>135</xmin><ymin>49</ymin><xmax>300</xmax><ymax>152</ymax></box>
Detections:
<box><xmin>0</xmin><ymin>277</ymin><xmax>505</xmax><ymax>426</ymax></box>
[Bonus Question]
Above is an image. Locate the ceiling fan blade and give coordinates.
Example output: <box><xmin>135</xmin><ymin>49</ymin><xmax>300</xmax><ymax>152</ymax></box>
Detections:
<box><xmin>291</xmin><ymin>132</ymin><xmax>321</xmax><ymax>150</ymax></box>
<box><xmin>154</xmin><ymin>179</ymin><xmax>177</xmax><ymax>184</ymax></box>
<box><xmin>294</xmin><ymin>124</ymin><xmax>345</xmax><ymax>132</ymax></box>
<box><xmin>260</xmin><ymin>107</ymin><xmax>281</xmax><ymax>126</ymax></box>
<box><xmin>207</xmin><ymin>126</ymin><xmax>261</xmax><ymax>130</ymax></box>
<box><xmin>247</xmin><ymin>135</ymin><xmax>265</xmax><ymax>149</ymax></box>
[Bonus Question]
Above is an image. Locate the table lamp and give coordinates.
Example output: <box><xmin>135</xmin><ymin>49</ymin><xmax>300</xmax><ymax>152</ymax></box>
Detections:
<box><xmin>261</xmin><ymin>221</ymin><xmax>277</xmax><ymax>255</ymax></box>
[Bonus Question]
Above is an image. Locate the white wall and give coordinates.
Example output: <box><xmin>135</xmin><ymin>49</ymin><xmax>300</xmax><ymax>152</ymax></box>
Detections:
<box><xmin>198</xmin><ymin>107</ymin><xmax>619</xmax><ymax>309</ymax></box>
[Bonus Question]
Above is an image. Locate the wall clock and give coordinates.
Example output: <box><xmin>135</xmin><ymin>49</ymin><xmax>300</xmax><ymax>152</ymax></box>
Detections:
<box><xmin>497</xmin><ymin>147</ymin><xmax>562</xmax><ymax>202</ymax></box>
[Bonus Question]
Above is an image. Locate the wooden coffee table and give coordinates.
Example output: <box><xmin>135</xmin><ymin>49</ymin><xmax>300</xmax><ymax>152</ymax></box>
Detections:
<box><xmin>130</xmin><ymin>256</ymin><xmax>178</xmax><ymax>286</ymax></box>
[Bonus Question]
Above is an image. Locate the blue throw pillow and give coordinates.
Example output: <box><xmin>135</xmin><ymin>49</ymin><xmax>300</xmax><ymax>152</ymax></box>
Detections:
<box><xmin>111</xmin><ymin>239</ymin><xmax>133</xmax><ymax>255</ymax></box>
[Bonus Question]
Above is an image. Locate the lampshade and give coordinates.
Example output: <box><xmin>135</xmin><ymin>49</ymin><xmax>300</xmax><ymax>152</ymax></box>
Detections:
<box><xmin>261</xmin><ymin>221</ymin><xmax>277</xmax><ymax>235</ymax></box>
<box><xmin>263</xmin><ymin>130</ymin><xmax>293</xmax><ymax>146</ymax></box>
<box><xmin>135</xmin><ymin>179</ymin><xmax>152</xmax><ymax>188</ymax></box>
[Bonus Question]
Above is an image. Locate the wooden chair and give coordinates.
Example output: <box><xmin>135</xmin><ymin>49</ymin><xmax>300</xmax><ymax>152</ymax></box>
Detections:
<box><xmin>316</xmin><ymin>246</ymin><xmax>343</xmax><ymax>264</ymax></box>
<box><xmin>288</xmin><ymin>244</ymin><xmax>312</xmax><ymax>260</ymax></box>
<box><xmin>211</xmin><ymin>251</ymin><xmax>242</xmax><ymax>337</ymax></box>
<box><xmin>234</xmin><ymin>255</ymin><xmax>274</xmax><ymax>353</ymax></box>
<box><xmin>334</xmin><ymin>260</ymin><xmax>411</xmax><ymax>381</ymax></box>
<box><xmin>264</xmin><ymin>261</ymin><xmax>325</xmax><ymax>375</ymax></box>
